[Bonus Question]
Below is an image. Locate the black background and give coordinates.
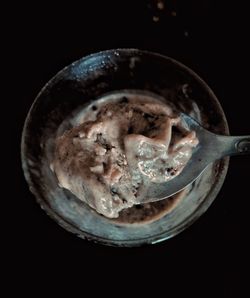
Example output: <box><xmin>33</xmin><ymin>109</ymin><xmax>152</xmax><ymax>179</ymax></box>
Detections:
<box><xmin>9</xmin><ymin>1</ymin><xmax>248</xmax><ymax>296</ymax></box>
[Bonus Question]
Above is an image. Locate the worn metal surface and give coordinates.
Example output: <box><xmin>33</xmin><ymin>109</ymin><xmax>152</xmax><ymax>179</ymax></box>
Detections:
<box><xmin>21</xmin><ymin>49</ymin><xmax>229</xmax><ymax>246</ymax></box>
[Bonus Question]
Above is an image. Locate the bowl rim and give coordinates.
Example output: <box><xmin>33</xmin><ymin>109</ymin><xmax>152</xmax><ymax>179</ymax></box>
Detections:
<box><xmin>21</xmin><ymin>48</ymin><xmax>230</xmax><ymax>247</ymax></box>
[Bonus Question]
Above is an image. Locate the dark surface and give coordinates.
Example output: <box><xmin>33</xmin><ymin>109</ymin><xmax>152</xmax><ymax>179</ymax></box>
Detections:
<box><xmin>9</xmin><ymin>0</ymin><xmax>248</xmax><ymax>296</ymax></box>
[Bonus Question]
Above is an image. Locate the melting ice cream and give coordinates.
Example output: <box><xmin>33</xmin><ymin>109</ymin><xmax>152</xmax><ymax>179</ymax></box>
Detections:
<box><xmin>51</xmin><ymin>93</ymin><xmax>198</xmax><ymax>218</ymax></box>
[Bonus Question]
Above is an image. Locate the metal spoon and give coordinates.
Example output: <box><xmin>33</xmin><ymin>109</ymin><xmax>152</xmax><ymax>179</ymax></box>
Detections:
<box><xmin>140</xmin><ymin>113</ymin><xmax>250</xmax><ymax>204</ymax></box>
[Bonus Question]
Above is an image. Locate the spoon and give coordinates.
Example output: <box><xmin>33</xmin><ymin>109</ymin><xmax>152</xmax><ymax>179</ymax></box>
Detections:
<box><xmin>140</xmin><ymin>113</ymin><xmax>250</xmax><ymax>204</ymax></box>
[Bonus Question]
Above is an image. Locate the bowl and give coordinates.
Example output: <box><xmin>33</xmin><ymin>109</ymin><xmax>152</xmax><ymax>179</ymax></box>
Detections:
<box><xmin>21</xmin><ymin>49</ymin><xmax>229</xmax><ymax>246</ymax></box>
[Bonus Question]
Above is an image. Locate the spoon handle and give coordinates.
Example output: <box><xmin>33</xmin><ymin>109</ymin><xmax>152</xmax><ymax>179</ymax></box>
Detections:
<box><xmin>217</xmin><ymin>135</ymin><xmax>250</xmax><ymax>157</ymax></box>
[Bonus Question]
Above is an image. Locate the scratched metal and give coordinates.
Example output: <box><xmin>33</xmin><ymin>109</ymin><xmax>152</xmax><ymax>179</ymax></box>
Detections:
<box><xmin>21</xmin><ymin>49</ymin><xmax>229</xmax><ymax>246</ymax></box>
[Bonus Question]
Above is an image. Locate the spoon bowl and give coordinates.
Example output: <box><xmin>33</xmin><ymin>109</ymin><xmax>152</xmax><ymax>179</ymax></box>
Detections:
<box><xmin>141</xmin><ymin>113</ymin><xmax>250</xmax><ymax>203</ymax></box>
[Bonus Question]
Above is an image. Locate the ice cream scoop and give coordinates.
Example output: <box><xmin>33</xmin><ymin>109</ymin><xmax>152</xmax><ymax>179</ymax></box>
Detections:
<box><xmin>140</xmin><ymin>113</ymin><xmax>250</xmax><ymax>203</ymax></box>
<box><xmin>51</xmin><ymin>97</ymin><xmax>199</xmax><ymax>218</ymax></box>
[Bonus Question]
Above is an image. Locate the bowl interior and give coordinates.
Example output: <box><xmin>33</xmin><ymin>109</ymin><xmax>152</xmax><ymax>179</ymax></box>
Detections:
<box><xmin>21</xmin><ymin>49</ymin><xmax>229</xmax><ymax>246</ymax></box>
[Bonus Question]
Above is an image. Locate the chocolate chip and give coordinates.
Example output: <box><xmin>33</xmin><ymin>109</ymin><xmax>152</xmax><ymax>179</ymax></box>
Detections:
<box><xmin>120</xmin><ymin>96</ymin><xmax>128</xmax><ymax>104</ymax></box>
<box><xmin>128</xmin><ymin>126</ymin><xmax>134</xmax><ymax>134</ymax></box>
<box><xmin>103</xmin><ymin>162</ymin><xmax>109</xmax><ymax>172</ymax></box>
<box><xmin>143</xmin><ymin>112</ymin><xmax>155</xmax><ymax>121</ymax></box>
<box><xmin>135</xmin><ymin>205</ymin><xmax>143</xmax><ymax>209</ymax></box>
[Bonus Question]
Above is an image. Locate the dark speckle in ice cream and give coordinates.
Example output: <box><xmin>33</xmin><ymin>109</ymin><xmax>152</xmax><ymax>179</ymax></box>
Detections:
<box><xmin>120</xmin><ymin>96</ymin><xmax>129</xmax><ymax>104</ymax></box>
<box><xmin>128</xmin><ymin>126</ymin><xmax>134</xmax><ymax>134</ymax></box>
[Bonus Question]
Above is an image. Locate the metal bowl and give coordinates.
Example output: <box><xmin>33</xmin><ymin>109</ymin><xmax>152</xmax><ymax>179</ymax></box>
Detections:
<box><xmin>21</xmin><ymin>49</ymin><xmax>229</xmax><ymax>246</ymax></box>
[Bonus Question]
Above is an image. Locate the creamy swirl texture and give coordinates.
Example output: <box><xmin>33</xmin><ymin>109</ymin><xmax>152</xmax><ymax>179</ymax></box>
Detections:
<box><xmin>51</xmin><ymin>93</ymin><xmax>198</xmax><ymax>218</ymax></box>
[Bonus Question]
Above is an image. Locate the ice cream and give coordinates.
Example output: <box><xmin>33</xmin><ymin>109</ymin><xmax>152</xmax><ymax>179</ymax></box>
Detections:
<box><xmin>51</xmin><ymin>94</ymin><xmax>198</xmax><ymax>218</ymax></box>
